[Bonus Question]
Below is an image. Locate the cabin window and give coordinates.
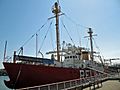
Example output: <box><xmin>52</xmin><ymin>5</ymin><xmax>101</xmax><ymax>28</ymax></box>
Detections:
<box><xmin>86</xmin><ymin>70</ymin><xmax>90</xmax><ymax>77</ymax></box>
<box><xmin>65</xmin><ymin>56</ymin><xmax>69</xmax><ymax>59</ymax></box>
<box><xmin>81</xmin><ymin>64</ymin><xmax>84</xmax><ymax>68</ymax></box>
<box><xmin>70</xmin><ymin>56</ymin><xmax>72</xmax><ymax>58</ymax></box>
<box><xmin>81</xmin><ymin>71</ymin><xmax>84</xmax><ymax>75</ymax></box>
<box><xmin>75</xmin><ymin>56</ymin><xmax>77</xmax><ymax>58</ymax></box>
<box><xmin>73</xmin><ymin>56</ymin><xmax>77</xmax><ymax>58</ymax></box>
<box><xmin>80</xmin><ymin>70</ymin><xmax>84</xmax><ymax>76</ymax></box>
<box><xmin>73</xmin><ymin>56</ymin><xmax>75</xmax><ymax>58</ymax></box>
<box><xmin>65</xmin><ymin>57</ymin><xmax>67</xmax><ymax>59</ymax></box>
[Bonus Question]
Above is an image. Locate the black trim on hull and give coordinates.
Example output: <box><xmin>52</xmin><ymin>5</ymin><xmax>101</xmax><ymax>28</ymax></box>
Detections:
<box><xmin>4</xmin><ymin>80</ymin><xmax>15</xmax><ymax>89</ymax></box>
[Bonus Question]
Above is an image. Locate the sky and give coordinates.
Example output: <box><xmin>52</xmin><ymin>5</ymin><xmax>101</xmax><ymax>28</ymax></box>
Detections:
<box><xmin>0</xmin><ymin>0</ymin><xmax>120</xmax><ymax>68</ymax></box>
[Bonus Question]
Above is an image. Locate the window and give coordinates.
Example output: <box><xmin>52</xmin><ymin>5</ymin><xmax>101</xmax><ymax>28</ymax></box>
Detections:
<box><xmin>73</xmin><ymin>56</ymin><xmax>75</xmax><ymax>58</ymax></box>
<box><xmin>86</xmin><ymin>70</ymin><xmax>90</xmax><ymax>77</ymax></box>
<box><xmin>81</xmin><ymin>72</ymin><xmax>84</xmax><ymax>75</ymax></box>
<box><xmin>65</xmin><ymin>56</ymin><xmax>69</xmax><ymax>59</ymax></box>
<box><xmin>80</xmin><ymin>70</ymin><xmax>84</xmax><ymax>78</ymax></box>
<box><xmin>75</xmin><ymin>56</ymin><xmax>77</xmax><ymax>58</ymax></box>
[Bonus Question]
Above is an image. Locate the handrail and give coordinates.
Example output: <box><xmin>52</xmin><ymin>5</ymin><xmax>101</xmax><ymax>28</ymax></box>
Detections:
<box><xmin>17</xmin><ymin>74</ymin><xmax>107</xmax><ymax>90</ymax></box>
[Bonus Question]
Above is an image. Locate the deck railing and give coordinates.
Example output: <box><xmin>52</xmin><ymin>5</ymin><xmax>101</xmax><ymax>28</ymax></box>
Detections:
<box><xmin>17</xmin><ymin>74</ymin><xmax>108</xmax><ymax>90</ymax></box>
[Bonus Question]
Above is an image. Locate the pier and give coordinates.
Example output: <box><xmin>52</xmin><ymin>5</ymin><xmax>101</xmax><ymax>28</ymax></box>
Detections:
<box><xmin>16</xmin><ymin>73</ymin><xmax>120</xmax><ymax>90</ymax></box>
<box><xmin>0</xmin><ymin>69</ymin><xmax>8</xmax><ymax>76</ymax></box>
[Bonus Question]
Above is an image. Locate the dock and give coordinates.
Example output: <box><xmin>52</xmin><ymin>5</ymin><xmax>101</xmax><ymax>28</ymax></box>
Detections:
<box><xmin>16</xmin><ymin>74</ymin><xmax>120</xmax><ymax>90</ymax></box>
<box><xmin>0</xmin><ymin>69</ymin><xmax>8</xmax><ymax>76</ymax></box>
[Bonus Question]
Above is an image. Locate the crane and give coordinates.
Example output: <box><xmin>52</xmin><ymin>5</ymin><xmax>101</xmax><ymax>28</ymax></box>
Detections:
<box><xmin>104</xmin><ymin>58</ymin><xmax>120</xmax><ymax>66</ymax></box>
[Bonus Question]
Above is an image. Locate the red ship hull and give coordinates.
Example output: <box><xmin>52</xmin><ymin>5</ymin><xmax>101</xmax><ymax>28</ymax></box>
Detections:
<box><xmin>3</xmin><ymin>62</ymin><xmax>84</xmax><ymax>89</ymax></box>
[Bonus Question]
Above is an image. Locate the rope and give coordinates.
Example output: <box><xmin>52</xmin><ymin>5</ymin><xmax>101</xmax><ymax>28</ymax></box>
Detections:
<box><xmin>85</xmin><ymin>38</ymin><xmax>90</xmax><ymax>49</ymax></box>
<box><xmin>61</xmin><ymin>19</ymin><xmax>75</xmax><ymax>45</ymax></box>
<box><xmin>50</xmin><ymin>25</ymin><xmax>55</xmax><ymax>51</ymax></box>
<box><xmin>64</xmin><ymin>14</ymin><xmax>89</xmax><ymax>29</ymax></box>
<box><xmin>61</xmin><ymin>19</ymin><xmax>82</xmax><ymax>54</ymax></box>
<box><xmin>93</xmin><ymin>38</ymin><xmax>105</xmax><ymax>60</ymax></box>
<box><xmin>38</xmin><ymin>21</ymin><xmax>53</xmax><ymax>52</ymax></box>
<box><xmin>62</xmin><ymin>13</ymin><xmax>90</xmax><ymax>47</ymax></box>
<box><xmin>76</xmin><ymin>26</ymin><xmax>82</xmax><ymax>46</ymax></box>
<box><xmin>16</xmin><ymin>19</ymin><xmax>49</xmax><ymax>53</ymax></box>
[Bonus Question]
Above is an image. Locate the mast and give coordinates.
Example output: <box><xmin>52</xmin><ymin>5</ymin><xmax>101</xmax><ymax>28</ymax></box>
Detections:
<box><xmin>52</xmin><ymin>2</ymin><xmax>61</xmax><ymax>62</ymax></box>
<box><xmin>88</xmin><ymin>28</ymin><xmax>94</xmax><ymax>61</ymax></box>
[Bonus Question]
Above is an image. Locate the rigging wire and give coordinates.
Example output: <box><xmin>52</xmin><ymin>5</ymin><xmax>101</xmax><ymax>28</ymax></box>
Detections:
<box><xmin>62</xmin><ymin>13</ymin><xmax>90</xmax><ymax>47</ymax></box>
<box><xmin>38</xmin><ymin>20</ymin><xmax>53</xmax><ymax>53</ymax></box>
<box><xmin>93</xmin><ymin>38</ymin><xmax>105</xmax><ymax>64</ymax></box>
<box><xmin>16</xmin><ymin>19</ymin><xmax>50</xmax><ymax>53</ymax></box>
<box><xmin>50</xmin><ymin>24</ymin><xmax>55</xmax><ymax>51</ymax></box>
<box><xmin>93</xmin><ymin>38</ymin><xmax>99</xmax><ymax>51</ymax></box>
<box><xmin>93</xmin><ymin>38</ymin><xmax>104</xmax><ymax>58</ymax></box>
<box><xmin>85</xmin><ymin>38</ymin><xmax>90</xmax><ymax>50</ymax></box>
<box><xmin>76</xmin><ymin>26</ymin><xmax>82</xmax><ymax>46</ymax></box>
<box><xmin>64</xmin><ymin>14</ymin><xmax>89</xmax><ymax>29</ymax></box>
<box><xmin>61</xmin><ymin>19</ymin><xmax>75</xmax><ymax>45</ymax></box>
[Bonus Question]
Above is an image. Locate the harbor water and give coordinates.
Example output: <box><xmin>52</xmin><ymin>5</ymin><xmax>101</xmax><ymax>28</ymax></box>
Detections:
<box><xmin>0</xmin><ymin>76</ymin><xmax>11</xmax><ymax>90</ymax></box>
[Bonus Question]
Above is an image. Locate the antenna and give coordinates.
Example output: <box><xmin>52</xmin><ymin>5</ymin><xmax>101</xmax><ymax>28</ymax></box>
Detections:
<box><xmin>57</xmin><ymin>0</ymin><xmax>59</xmax><ymax>4</ymax></box>
<box><xmin>36</xmin><ymin>33</ymin><xmax>38</xmax><ymax>57</ymax></box>
<box><xmin>3</xmin><ymin>41</ymin><xmax>7</xmax><ymax>62</ymax></box>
